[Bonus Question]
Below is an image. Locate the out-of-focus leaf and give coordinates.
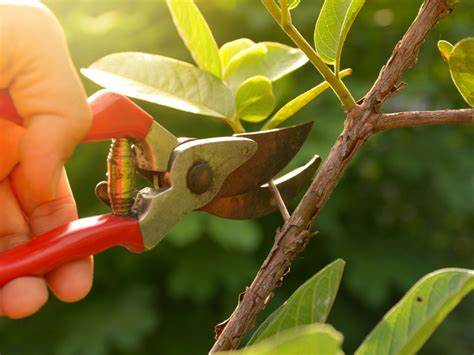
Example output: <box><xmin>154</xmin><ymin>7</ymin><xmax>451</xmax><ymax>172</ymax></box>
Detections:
<box><xmin>219</xmin><ymin>324</ymin><xmax>343</xmax><ymax>355</ymax></box>
<box><xmin>437</xmin><ymin>40</ymin><xmax>454</xmax><ymax>62</ymax></box>
<box><xmin>57</xmin><ymin>287</ymin><xmax>158</xmax><ymax>355</ymax></box>
<box><xmin>314</xmin><ymin>0</ymin><xmax>366</xmax><ymax>71</ymax></box>
<box><xmin>236</xmin><ymin>76</ymin><xmax>276</xmax><ymax>123</ymax></box>
<box><xmin>263</xmin><ymin>68</ymin><xmax>352</xmax><ymax>129</ymax></box>
<box><xmin>356</xmin><ymin>268</ymin><xmax>474</xmax><ymax>355</ymax></box>
<box><xmin>248</xmin><ymin>259</ymin><xmax>345</xmax><ymax>345</ymax></box>
<box><xmin>167</xmin><ymin>213</ymin><xmax>206</xmax><ymax>247</ymax></box>
<box><xmin>208</xmin><ymin>218</ymin><xmax>262</xmax><ymax>253</ymax></box>
<box><xmin>220</xmin><ymin>38</ymin><xmax>255</xmax><ymax>71</ymax></box>
<box><xmin>447</xmin><ymin>38</ymin><xmax>474</xmax><ymax>107</ymax></box>
<box><xmin>166</xmin><ymin>0</ymin><xmax>222</xmax><ymax>77</ymax></box>
<box><xmin>278</xmin><ymin>0</ymin><xmax>301</xmax><ymax>10</ymax></box>
<box><xmin>82</xmin><ymin>52</ymin><xmax>235</xmax><ymax>118</ymax></box>
<box><xmin>224</xmin><ymin>42</ymin><xmax>308</xmax><ymax>89</ymax></box>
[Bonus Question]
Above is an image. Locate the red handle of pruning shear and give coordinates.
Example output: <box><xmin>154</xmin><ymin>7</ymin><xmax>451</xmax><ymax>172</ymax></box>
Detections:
<box><xmin>0</xmin><ymin>215</ymin><xmax>144</xmax><ymax>286</ymax></box>
<box><xmin>0</xmin><ymin>89</ymin><xmax>153</xmax><ymax>141</ymax></box>
<box><xmin>0</xmin><ymin>90</ymin><xmax>153</xmax><ymax>286</ymax></box>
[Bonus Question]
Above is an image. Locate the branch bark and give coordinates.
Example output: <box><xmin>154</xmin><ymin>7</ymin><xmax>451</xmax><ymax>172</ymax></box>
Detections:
<box><xmin>210</xmin><ymin>1</ymin><xmax>467</xmax><ymax>352</ymax></box>
<box><xmin>376</xmin><ymin>109</ymin><xmax>473</xmax><ymax>131</ymax></box>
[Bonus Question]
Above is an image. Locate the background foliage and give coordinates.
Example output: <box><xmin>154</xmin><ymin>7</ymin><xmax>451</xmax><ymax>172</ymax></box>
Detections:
<box><xmin>1</xmin><ymin>1</ymin><xmax>472</xmax><ymax>354</ymax></box>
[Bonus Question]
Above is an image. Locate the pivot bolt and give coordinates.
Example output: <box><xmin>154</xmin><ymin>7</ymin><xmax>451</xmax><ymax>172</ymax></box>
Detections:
<box><xmin>187</xmin><ymin>161</ymin><xmax>213</xmax><ymax>194</ymax></box>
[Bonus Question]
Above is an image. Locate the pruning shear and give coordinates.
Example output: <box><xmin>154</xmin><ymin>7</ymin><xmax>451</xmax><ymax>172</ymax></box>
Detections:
<box><xmin>0</xmin><ymin>90</ymin><xmax>320</xmax><ymax>286</ymax></box>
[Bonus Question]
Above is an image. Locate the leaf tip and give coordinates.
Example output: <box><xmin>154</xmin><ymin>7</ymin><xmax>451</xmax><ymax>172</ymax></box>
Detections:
<box><xmin>437</xmin><ymin>40</ymin><xmax>454</xmax><ymax>61</ymax></box>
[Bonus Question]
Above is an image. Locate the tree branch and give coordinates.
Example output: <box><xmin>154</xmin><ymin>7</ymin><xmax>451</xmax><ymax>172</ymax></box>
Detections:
<box><xmin>210</xmin><ymin>1</ymin><xmax>463</xmax><ymax>352</ymax></box>
<box><xmin>376</xmin><ymin>109</ymin><xmax>473</xmax><ymax>131</ymax></box>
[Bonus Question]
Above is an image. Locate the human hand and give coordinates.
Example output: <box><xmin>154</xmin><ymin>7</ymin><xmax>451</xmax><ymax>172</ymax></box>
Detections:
<box><xmin>0</xmin><ymin>1</ymin><xmax>93</xmax><ymax>318</ymax></box>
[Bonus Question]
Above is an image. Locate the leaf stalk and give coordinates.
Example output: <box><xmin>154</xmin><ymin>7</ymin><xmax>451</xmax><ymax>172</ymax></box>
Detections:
<box><xmin>261</xmin><ymin>0</ymin><xmax>356</xmax><ymax>112</ymax></box>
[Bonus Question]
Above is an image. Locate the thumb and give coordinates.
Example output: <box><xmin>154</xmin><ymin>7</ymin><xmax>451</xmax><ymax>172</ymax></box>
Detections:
<box><xmin>0</xmin><ymin>2</ymin><xmax>91</xmax><ymax>202</ymax></box>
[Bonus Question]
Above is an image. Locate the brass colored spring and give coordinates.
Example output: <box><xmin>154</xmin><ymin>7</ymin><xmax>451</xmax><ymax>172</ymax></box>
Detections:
<box><xmin>107</xmin><ymin>138</ymin><xmax>136</xmax><ymax>215</ymax></box>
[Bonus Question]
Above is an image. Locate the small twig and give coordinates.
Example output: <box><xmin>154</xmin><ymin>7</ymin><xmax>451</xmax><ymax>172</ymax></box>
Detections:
<box><xmin>376</xmin><ymin>108</ymin><xmax>473</xmax><ymax>131</ymax></box>
<box><xmin>268</xmin><ymin>180</ymin><xmax>290</xmax><ymax>221</ymax></box>
<box><xmin>261</xmin><ymin>0</ymin><xmax>356</xmax><ymax>112</ymax></box>
<box><xmin>280</xmin><ymin>0</ymin><xmax>291</xmax><ymax>26</ymax></box>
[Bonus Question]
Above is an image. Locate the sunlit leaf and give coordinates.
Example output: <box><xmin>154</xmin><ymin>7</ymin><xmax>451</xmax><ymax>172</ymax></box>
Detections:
<box><xmin>437</xmin><ymin>40</ymin><xmax>454</xmax><ymax>62</ymax></box>
<box><xmin>236</xmin><ymin>76</ymin><xmax>276</xmax><ymax>123</ymax></box>
<box><xmin>208</xmin><ymin>218</ymin><xmax>262</xmax><ymax>253</ymax></box>
<box><xmin>220</xmin><ymin>324</ymin><xmax>343</xmax><ymax>355</ymax></box>
<box><xmin>278</xmin><ymin>0</ymin><xmax>301</xmax><ymax>10</ymax></box>
<box><xmin>356</xmin><ymin>268</ymin><xmax>474</xmax><ymax>355</ymax></box>
<box><xmin>447</xmin><ymin>38</ymin><xmax>474</xmax><ymax>107</ymax></box>
<box><xmin>314</xmin><ymin>0</ymin><xmax>366</xmax><ymax>71</ymax></box>
<box><xmin>166</xmin><ymin>0</ymin><xmax>222</xmax><ymax>78</ymax></box>
<box><xmin>263</xmin><ymin>68</ymin><xmax>352</xmax><ymax>129</ymax></box>
<box><xmin>224</xmin><ymin>42</ymin><xmax>308</xmax><ymax>89</ymax></box>
<box><xmin>220</xmin><ymin>38</ymin><xmax>255</xmax><ymax>71</ymax></box>
<box><xmin>82</xmin><ymin>52</ymin><xmax>235</xmax><ymax>118</ymax></box>
<box><xmin>248</xmin><ymin>259</ymin><xmax>345</xmax><ymax>345</ymax></box>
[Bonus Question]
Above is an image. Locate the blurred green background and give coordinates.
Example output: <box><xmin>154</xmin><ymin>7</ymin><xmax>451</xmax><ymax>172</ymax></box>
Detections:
<box><xmin>1</xmin><ymin>0</ymin><xmax>472</xmax><ymax>354</ymax></box>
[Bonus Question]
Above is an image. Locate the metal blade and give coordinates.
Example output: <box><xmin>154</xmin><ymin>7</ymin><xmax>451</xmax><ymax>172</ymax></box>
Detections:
<box><xmin>201</xmin><ymin>155</ymin><xmax>321</xmax><ymax>219</ymax></box>
<box><xmin>218</xmin><ymin>122</ymin><xmax>313</xmax><ymax>197</ymax></box>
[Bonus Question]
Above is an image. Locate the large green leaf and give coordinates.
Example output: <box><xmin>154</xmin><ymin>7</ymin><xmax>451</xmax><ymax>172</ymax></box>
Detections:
<box><xmin>263</xmin><ymin>68</ymin><xmax>352</xmax><ymax>129</ymax></box>
<box><xmin>219</xmin><ymin>324</ymin><xmax>343</xmax><ymax>355</ymax></box>
<box><xmin>82</xmin><ymin>52</ymin><xmax>235</xmax><ymax>118</ymax></box>
<box><xmin>356</xmin><ymin>268</ymin><xmax>474</xmax><ymax>355</ymax></box>
<box><xmin>220</xmin><ymin>38</ymin><xmax>255</xmax><ymax>71</ymax></box>
<box><xmin>224</xmin><ymin>42</ymin><xmax>308</xmax><ymax>90</ymax></box>
<box><xmin>447</xmin><ymin>38</ymin><xmax>474</xmax><ymax>107</ymax></box>
<box><xmin>314</xmin><ymin>0</ymin><xmax>366</xmax><ymax>71</ymax></box>
<box><xmin>166</xmin><ymin>0</ymin><xmax>222</xmax><ymax>78</ymax></box>
<box><xmin>248</xmin><ymin>259</ymin><xmax>345</xmax><ymax>345</ymax></box>
<box><xmin>236</xmin><ymin>76</ymin><xmax>276</xmax><ymax>123</ymax></box>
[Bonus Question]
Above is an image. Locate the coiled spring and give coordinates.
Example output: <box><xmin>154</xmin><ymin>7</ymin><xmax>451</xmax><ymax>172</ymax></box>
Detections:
<box><xmin>107</xmin><ymin>138</ymin><xmax>136</xmax><ymax>215</ymax></box>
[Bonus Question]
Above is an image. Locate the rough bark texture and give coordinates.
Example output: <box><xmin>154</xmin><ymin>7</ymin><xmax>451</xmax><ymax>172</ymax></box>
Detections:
<box><xmin>210</xmin><ymin>1</ymin><xmax>469</xmax><ymax>352</ymax></box>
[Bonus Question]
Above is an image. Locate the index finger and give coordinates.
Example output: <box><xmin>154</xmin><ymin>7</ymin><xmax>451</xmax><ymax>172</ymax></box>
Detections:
<box><xmin>0</xmin><ymin>1</ymin><xmax>91</xmax><ymax>202</ymax></box>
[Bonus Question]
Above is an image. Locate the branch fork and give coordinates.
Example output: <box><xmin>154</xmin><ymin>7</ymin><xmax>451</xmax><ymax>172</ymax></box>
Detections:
<box><xmin>210</xmin><ymin>0</ymin><xmax>471</xmax><ymax>352</ymax></box>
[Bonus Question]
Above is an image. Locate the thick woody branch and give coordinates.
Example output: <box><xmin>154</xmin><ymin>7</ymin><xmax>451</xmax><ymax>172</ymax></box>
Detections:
<box><xmin>210</xmin><ymin>1</ymin><xmax>462</xmax><ymax>352</ymax></box>
<box><xmin>363</xmin><ymin>0</ymin><xmax>453</xmax><ymax>108</ymax></box>
<box><xmin>376</xmin><ymin>108</ymin><xmax>473</xmax><ymax>131</ymax></box>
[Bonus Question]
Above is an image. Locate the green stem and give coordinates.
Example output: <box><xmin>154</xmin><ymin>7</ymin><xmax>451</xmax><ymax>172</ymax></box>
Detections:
<box><xmin>261</xmin><ymin>0</ymin><xmax>356</xmax><ymax>112</ymax></box>
<box><xmin>225</xmin><ymin>117</ymin><xmax>246</xmax><ymax>133</ymax></box>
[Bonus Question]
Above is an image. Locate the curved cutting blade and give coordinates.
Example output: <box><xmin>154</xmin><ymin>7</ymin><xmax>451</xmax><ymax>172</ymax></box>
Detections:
<box><xmin>218</xmin><ymin>121</ymin><xmax>313</xmax><ymax>197</ymax></box>
<box><xmin>201</xmin><ymin>155</ymin><xmax>321</xmax><ymax>219</ymax></box>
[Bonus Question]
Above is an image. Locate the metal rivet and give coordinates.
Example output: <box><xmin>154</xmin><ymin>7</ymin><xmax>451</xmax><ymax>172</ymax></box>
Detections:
<box><xmin>187</xmin><ymin>162</ymin><xmax>213</xmax><ymax>194</ymax></box>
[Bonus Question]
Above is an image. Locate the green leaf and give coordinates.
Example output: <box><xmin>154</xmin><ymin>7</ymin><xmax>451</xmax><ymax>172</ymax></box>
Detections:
<box><xmin>236</xmin><ymin>76</ymin><xmax>276</xmax><ymax>123</ymax></box>
<box><xmin>220</xmin><ymin>38</ymin><xmax>255</xmax><ymax>71</ymax></box>
<box><xmin>278</xmin><ymin>0</ymin><xmax>301</xmax><ymax>10</ymax></box>
<box><xmin>224</xmin><ymin>42</ymin><xmax>308</xmax><ymax>90</ymax></box>
<box><xmin>82</xmin><ymin>52</ymin><xmax>235</xmax><ymax>118</ymax></box>
<box><xmin>314</xmin><ymin>0</ymin><xmax>366</xmax><ymax>72</ymax></box>
<box><xmin>263</xmin><ymin>68</ymin><xmax>352</xmax><ymax>129</ymax></box>
<box><xmin>219</xmin><ymin>324</ymin><xmax>343</xmax><ymax>355</ymax></box>
<box><xmin>166</xmin><ymin>0</ymin><xmax>222</xmax><ymax>78</ymax></box>
<box><xmin>356</xmin><ymin>268</ymin><xmax>474</xmax><ymax>355</ymax></box>
<box><xmin>437</xmin><ymin>40</ymin><xmax>454</xmax><ymax>62</ymax></box>
<box><xmin>447</xmin><ymin>38</ymin><xmax>474</xmax><ymax>107</ymax></box>
<box><xmin>248</xmin><ymin>259</ymin><xmax>345</xmax><ymax>345</ymax></box>
<box><xmin>208</xmin><ymin>218</ymin><xmax>262</xmax><ymax>253</ymax></box>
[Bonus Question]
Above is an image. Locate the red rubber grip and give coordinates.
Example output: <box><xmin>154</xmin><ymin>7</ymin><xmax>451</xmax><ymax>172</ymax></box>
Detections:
<box><xmin>0</xmin><ymin>214</ymin><xmax>144</xmax><ymax>287</ymax></box>
<box><xmin>0</xmin><ymin>89</ymin><xmax>153</xmax><ymax>141</ymax></box>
